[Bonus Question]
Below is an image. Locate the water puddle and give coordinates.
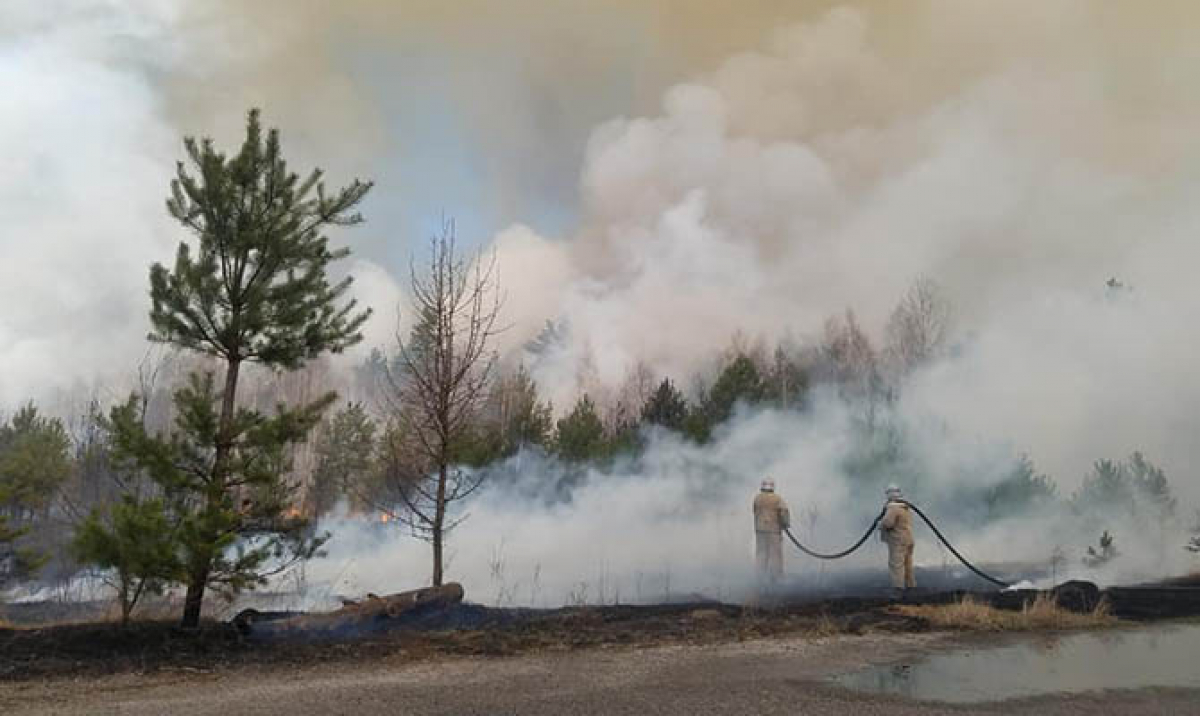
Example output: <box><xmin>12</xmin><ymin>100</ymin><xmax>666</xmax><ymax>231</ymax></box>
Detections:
<box><xmin>833</xmin><ymin>623</ymin><xmax>1200</xmax><ymax>703</ymax></box>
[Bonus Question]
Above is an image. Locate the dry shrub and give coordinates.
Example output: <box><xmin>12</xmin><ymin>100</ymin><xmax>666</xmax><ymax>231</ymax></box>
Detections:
<box><xmin>810</xmin><ymin>613</ymin><xmax>842</xmax><ymax>637</ymax></box>
<box><xmin>897</xmin><ymin>593</ymin><xmax>1114</xmax><ymax>631</ymax></box>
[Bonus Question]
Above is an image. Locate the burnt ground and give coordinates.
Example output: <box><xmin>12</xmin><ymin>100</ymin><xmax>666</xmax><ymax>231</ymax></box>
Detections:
<box><xmin>0</xmin><ymin>601</ymin><xmax>929</xmax><ymax>682</ymax></box>
<box><xmin>2</xmin><ymin>569</ymin><xmax>1198</xmax><ymax>683</ymax></box>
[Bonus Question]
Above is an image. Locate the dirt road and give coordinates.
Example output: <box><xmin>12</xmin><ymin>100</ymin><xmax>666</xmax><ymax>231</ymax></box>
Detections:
<box><xmin>2</xmin><ymin>632</ymin><xmax>1197</xmax><ymax>715</ymax></box>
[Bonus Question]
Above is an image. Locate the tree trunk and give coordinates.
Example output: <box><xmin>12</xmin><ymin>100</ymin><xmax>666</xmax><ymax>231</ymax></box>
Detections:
<box><xmin>432</xmin><ymin>463</ymin><xmax>447</xmax><ymax>586</ymax></box>
<box><xmin>181</xmin><ymin>561</ymin><xmax>210</xmax><ymax>628</ymax></box>
<box><xmin>219</xmin><ymin>358</ymin><xmax>242</xmax><ymax>436</ymax></box>
<box><xmin>119</xmin><ymin>578</ymin><xmax>131</xmax><ymax>627</ymax></box>
<box><xmin>124</xmin><ymin>578</ymin><xmax>146</xmax><ymax>627</ymax></box>
<box><xmin>180</xmin><ymin>358</ymin><xmax>241</xmax><ymax>629</ymax></box>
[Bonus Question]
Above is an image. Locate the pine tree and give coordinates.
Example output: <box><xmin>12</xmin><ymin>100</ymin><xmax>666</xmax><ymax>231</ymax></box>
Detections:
<box><xmin>501</xmin><ymin>366</ymin><xmax>554</xmax><ymax>453</ymax></box>
<box><xmin>985</xmin><ymin>455</ymin><xmax>1058</xmax><ymax>520</ymax></box>
<box><xmin>1074</xmin><ymin>458</ymin><xmax>1133</xmax><ymax>513</ymax></box>
<box><xmin>1126</xmin><ymin>451</ymin><xmax>1175</xmax><ymax>518</ymax></box>
<box><xmin>120</xmin><ymin>109</ymin><xmax>372</xmax><ymax>627</ymax></box>
<box><xmin>461</xmin><ymin>365</ymin><xmax>554</xmax><ymax>466</ymax></box>
<box><xmin>641</xmin><ymin>378</ymin><xmax>689</xmax><ymax>432</ymax></box>
<box><xmin>704</xmin><ymin>354</ymin><xmax>766</xmax><ymax>427</ymax></box>
<box><xmin>1072</xmin><ymin>452</ymin><xmax>1175</xmax><ymax>522</ymax></box>
<box><xmin>0</xmin><ymin>403</ymin><xmax>72</xmax><ymax>517</ymax></box>
<box><xmin>0</xmin><ymin>402</ymin><xmax>70</xmax><ymax>583</ymax></box>
<box><xmin>0</xmin><ymin>498</ymin><xmax>39</xmax><ymax>587</ymax></box>
<box><xmin>554</xmin><ymin>395</ymin><xmax>607</xmax><ymax>462</ymax></box>
<box><xmin>310</xmin><ymin>403</ymin><xmax>378</xmax><ymax>516</ymax></box>
<box><xmin>0</xmin><ymin>511</ymin><xmax>22</xmax><ymax>574</ymax></box>
<box><xmin>605</xmin><ymin>400</ymin><xmax>642</xmax><ymax>457</ymax></box>
<box><xmin>72</xmin><ymin>495</ymin><xmax>182</xmax><ymax>625</ymax></box>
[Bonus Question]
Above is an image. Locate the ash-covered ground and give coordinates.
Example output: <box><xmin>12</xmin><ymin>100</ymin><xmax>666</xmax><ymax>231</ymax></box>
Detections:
<box><xmin>4</xmin><ymin>568</ymin><xmax>1198</xmax><ymax>684</ymax></box>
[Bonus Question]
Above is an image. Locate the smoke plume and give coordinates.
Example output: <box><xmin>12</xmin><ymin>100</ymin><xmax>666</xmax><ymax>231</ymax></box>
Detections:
<box><xmin>4</xmin><ymin>1</ymin><xmax>1199</xmax><ymax>605</ymax></box>
<box><xmin>490</xmin><ymin>3</ymin><xmax>1200</xmax><ymax>501</ymax></box>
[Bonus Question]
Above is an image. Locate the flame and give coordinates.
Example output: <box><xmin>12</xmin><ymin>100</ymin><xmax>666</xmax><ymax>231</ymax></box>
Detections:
<box><xmin>380</xmin><ymin>512</ymin><xmax>391</xmax><ymax>524</ymax></box>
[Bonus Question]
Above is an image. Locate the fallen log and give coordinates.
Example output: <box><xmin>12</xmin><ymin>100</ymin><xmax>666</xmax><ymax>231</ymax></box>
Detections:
<box><xmin>233</xmin><ymin>582</ymin><xmax>465</xmax><ymax>638</ymax></box>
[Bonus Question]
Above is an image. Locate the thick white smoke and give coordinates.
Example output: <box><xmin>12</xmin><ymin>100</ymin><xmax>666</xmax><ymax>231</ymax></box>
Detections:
<box><xmin>0</xmin><ymin>1</ymin><xmax>400</xmax><ymax>409</ymax></box>
<box><xmin>492</xmin><ymin>5</ymin><xmax>1200</xmax><ymax>502</ymax></box>
<box><xmin>0</xmin><ymin>3</ymin><xmax>180</xmax><ymax>407</ymax></box>
<box><xmin>298</xmin><ymin>400</ymin><xmax>857</xmax><ymax>608</ymax></box>
<box><xmin>334</xmin><ymin>3</ymin><xmax>1200</xmax><ymax>603</ymax></box>
<box><xmin>297</xmin><ymin>392</ymin><xmax>1195</xmax><ymax>609</ymax></box>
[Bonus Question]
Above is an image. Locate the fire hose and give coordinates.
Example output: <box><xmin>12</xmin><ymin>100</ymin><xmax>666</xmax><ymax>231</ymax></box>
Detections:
<box><xmin>784</xmin><ymin>508</ymin><xmax>885</xmax><ymax>560</ymax></box>
<box><xmin>783</xmin><ymin>499</ymin><xmax>1011</xmax><ymax>588</ymax></box>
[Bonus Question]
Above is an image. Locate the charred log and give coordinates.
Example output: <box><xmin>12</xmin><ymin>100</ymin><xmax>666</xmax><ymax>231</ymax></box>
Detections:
<box><xmin>233</xmin><ymin>583</ymin><xmax>465</xmax><ymax>638</ymax></box>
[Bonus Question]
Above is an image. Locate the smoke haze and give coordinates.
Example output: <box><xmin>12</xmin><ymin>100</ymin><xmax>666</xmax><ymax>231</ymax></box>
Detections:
<box><xmin>3</xmin><ymin>1</ymin><xmax>1199</xmax><ymax>604</ymax></box>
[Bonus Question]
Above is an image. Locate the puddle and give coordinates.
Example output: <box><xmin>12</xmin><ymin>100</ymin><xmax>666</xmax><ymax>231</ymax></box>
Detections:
<box><xmin>832</xmin><ymin>623</ymin><xmax>1200</xmax><ymax>703</ymax></box>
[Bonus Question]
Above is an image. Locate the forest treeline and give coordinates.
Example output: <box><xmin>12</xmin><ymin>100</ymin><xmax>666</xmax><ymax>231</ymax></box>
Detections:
<box><xmin>1</xmin><ymin>284</ymin><xmax>1183</xmax><ymax>620</ymax></box>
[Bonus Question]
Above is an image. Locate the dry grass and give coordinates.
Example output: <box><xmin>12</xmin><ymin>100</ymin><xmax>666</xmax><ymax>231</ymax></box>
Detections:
<box><xmin>808</xmin><ymin>613</ymin><xmax>843</xmax><ymax>638</ymax></box>
<box><xmin>895</xmin><ymin>593</ymin><xmax>1115</xmax><ymax>632</ymax></box>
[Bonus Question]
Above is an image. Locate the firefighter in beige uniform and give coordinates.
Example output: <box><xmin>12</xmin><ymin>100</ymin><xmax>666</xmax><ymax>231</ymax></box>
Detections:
<box><xmin>753</xmin><ymin>478</ymin><xmax>790</xmax><ymax>584</ymax></box>
<box><xmin>879</xmin><ymin>484</ymin><xmax>915</xmax><ymax>591</ymax></box>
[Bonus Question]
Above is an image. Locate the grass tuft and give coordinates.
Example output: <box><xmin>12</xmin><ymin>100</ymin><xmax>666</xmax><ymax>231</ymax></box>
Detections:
<box><xmin>810</xmin><ymin>613</ymin><xmax>842</xmax><ymax>637</ymax></box>
<box><xmin>895</xmin><ymin>593</ymin><xmax>1114</xmax><ymax>631</ymax></box>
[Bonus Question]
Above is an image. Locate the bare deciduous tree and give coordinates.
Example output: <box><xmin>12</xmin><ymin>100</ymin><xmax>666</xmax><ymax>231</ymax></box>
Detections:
<box><xmin>380</xmin><ymin>222</ymin><xmax>502</xmax><ymax>586</ymax></box>
<box><xmin>620</xmin><ymin>360</ymin><xmax>658</xmax><ymax>413</ymax></box>
<box><xmin>820</xmin><ymin>309</ymin><xmax>879</xmax><ymax>400</ymax></box>
<box><xmin>884</xmin><ymin>277</ymin><xmax>951</xmax><ymax>373</ymax></box>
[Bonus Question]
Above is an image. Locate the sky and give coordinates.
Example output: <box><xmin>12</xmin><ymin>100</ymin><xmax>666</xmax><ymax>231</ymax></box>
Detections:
<box><xmin>2</xmin><ymin>0</ymin><xmax>1200</xmax><ymax>503</ymax></box>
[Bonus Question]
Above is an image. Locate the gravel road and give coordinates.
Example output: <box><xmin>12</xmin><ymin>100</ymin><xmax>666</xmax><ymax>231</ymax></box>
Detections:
<box><xmin>3</xmin><ymin>632</ymin><xmax>1197</xmax><ymax>715</ymax></box>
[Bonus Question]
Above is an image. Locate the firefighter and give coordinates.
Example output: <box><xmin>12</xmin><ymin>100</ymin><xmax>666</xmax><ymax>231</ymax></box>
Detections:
<box><xmin>880</xmin><ymin>484</ymin><xmax>915</xmax><ymax>593</ymax></box>
<box><xmin>753</xmin><ymin>478</ymin><xmax>791</xmax><ymax>587</ymax></box>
